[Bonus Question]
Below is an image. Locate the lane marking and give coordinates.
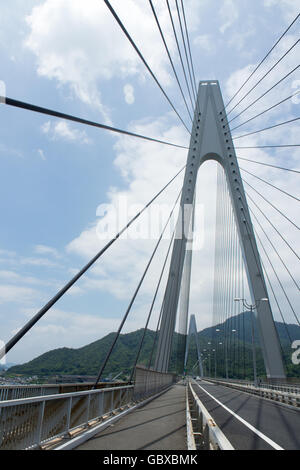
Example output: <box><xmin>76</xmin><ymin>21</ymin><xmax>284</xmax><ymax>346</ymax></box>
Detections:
<box><xmin>194</xmin><ymin>382</ymin><xmax>284</xmax><ymax>450</ymax></box>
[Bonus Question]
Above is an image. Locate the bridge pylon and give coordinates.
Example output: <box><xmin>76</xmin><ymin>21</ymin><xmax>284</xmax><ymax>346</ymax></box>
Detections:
<box><xmin>154</xmin><ymin>80</ymin><xmax>286</xmax><ymax>381</ymax></box>
<box><xmin>184</xmin><ymin>314</ymin><xmax>204</xmax><ymax>378</ymax></box>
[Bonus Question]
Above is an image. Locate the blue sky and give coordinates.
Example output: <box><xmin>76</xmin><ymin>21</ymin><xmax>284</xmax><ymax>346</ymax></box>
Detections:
<box><xmin>0</xmin><ymin>0</ymin><xmax>299</xmax><ymax>364</ymax></box>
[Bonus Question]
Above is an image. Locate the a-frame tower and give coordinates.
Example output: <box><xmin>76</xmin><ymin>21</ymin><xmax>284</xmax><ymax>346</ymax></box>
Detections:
<box><xmin>154</xmin><ymin>80</ymin><xmax>286</xmax><ymax>381</ymax></box>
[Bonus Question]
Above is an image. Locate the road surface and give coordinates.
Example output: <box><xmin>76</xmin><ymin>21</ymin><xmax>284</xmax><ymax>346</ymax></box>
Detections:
<box><xmin>192</xmin><ymin>380</ymin><xmax>300</xmax><ymax>450</ymax></box>
<box><xmin>76</xmin><ymin>384</ymin><xmax>187</xmax><ymax>450</ymax></box>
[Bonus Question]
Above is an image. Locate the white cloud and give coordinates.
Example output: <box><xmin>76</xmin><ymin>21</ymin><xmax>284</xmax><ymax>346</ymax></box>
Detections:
<box><xmin>123</xmin><ymin>83</ymin><xmax>135</xmax><ymax>104</ymax></box>
<box><xmin>263</xmin><ymin>0</ymin><xmax>300</xmax><ymax>22</ymax></box>
<box><xmin>227</xmin><ymin>28</ymin><xmax>256</xmax><ymax>54</ymax></box>
<box><xmin>0</xmin><ymin>249</ymin><xmax>16</xmax><ymax>258</ymax></box>
<box><xmin>37</xmin><ymin>148</ymin><xmax>46</xmax><ymax>160</ymax></box>
<box><xmin>41</xmin><ymin>120</ymin><xmax>91</xmax><ymax>144</ymax></box>
<box><xmin>1</xmin><ymin>0</ymin><xmax>298</xmax><ymax>365</ymax></box>
<box><xmin>175</xmin><ymin>0</ymin><xmax>210</xmax><ymax>33</ymax></box>
<box><xmin>219</xmin><ymin>0</ymin><xmax>239</xmax><ymax>34</ymax></box>
<box><xmin>0</xmin><ymin>143</ymin><xmax>23</xmax><ymax>159</ymax></box>
<box><xmin>0</xmin><ymin>1</ymin><xmax>36</xmax><ymax>52</ymax></box>
<box><xmin>0</xmin><ymin>284</ymin><xmax>38</xmax><ymax>305</ymax></box>
<box><xmin>0</xmin><ymin>271</ymin><xmax>20</xmax><ymax>281</ymax></box>
<box><xmin>7</xmin><ymin>307</ymin><xmax>140</xmax><ymax>363</ymax></box>
<box><xmin>193</xmin><ymin>35</ymin><xmax>215</xmax><ymax>54</ymax></box>
<box><xmin>20</xmin><ymin>257</ymin><xmax>61</xmax><ymax>268</ymax></box>
<box><xmin>223</xmin><ymin>41</ymin><xmax>299</xmax><ymax>326</ymax></box>
<box><xmin>65</xmin><ymin>55</ymin><xmax>300</xmax><ymax>331</ymax></box>
<box><xmin>65</xmin><ymin>112</ymin><xmax>219</xmax><ymax>334</ymax></box>
<box><xmin>25</xmin><ymin>0</ymin><xmax>177</xmax><ymax>121</ymax></box>
<box><xmin>41</xmin><ymin>121</ymin><xmax>51</xmax><ymax>134</ymax></box>
<box><xmin>224</xmin><ymin>34</ymin><xmax>299</xmax><ymax>111</ymax></box>
<box><xmin>34</xmin><ymin>245</ymin><xmax>60</xmax><ymax>258</ymax></box>
<box><xmin>0</xmin><ymin>270</ymin><xmax>61</xmax><ymax>290</ymax></box>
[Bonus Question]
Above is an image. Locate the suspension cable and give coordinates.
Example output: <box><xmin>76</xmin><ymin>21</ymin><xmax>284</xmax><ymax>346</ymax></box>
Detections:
<box><xmin>147</xmin><ymin>298</ymin><xmax>164</xmax><ymax>369</ymax></box>
<box><xmin>224</xmin><ymin>12</ymin><xmax>300</xmax><ymax>109</ymax></box>
<box><xmin>175</xmin><ymin>0</ymin><xmax>197</xmax><ymax>105</ymax></box>
<box><xmin>148</xmin><ymin>0</ymin><xmax>193</xmax><ymax>124</ymax></box>
<box><xmin>235</xmin><ymin>195</ymin><xmax>270</xmax><ymax>379</ymax></box>
<box><xmin>103</xmin><ymin>0</ymin><xmax>191</xmax><ymax>134</ymax></box>
<box><xmin>236</xmin><ymin>193</ymin><xmax>296</xmax><ymax>374</ymax></box>
<box><xmin>260</xmin><ymin>257</ymin><xmax>293</xmax><ymax>344</ymax></box>
<box><xmin>93</xmin><ymin>190</ymin><xmax>182</xmax><ymax>386</ymax></box>
<box><xmin>0</xmin><ymin>165</ymin><xmax>186</xmax><ymax>360</ymax></box>
<box><xmin>233</xmin><ymin>117</ymin><xmax>300</xmax><ymax>142</ymax></box>
<box><xmin>227</xmin><ymin>39</ymin><xmax>299</xmax><ymax>116</ymax></box>
<box><xmin>239</xmin><ymin>188</ymin><xmax>297</xmax><ymax>283</ymax></box>
<box><xmin>235</xmin><ymin>144</ymin><xmax>300</xmax><ymax>149</ymax></box>
<box><xmin>1</xmin><ymin>96</ymin><xmax>189</xmax><ymax>150</ymax></box>
<box><xmin>249</xmin><ymin>208</ymin><xmax>299</xmax><ymax>290</ymax></box>
<box><xmin>237</xmin><ymin>157</ymin><xmax>300</xmax><ymax>174</ymax></box>
<box><xmin>245</xmin><ymin>189</ymin><xmax>300</xmax><ymax>260</ymax></box>
<box><xmin>253</xmin><ymin>226</ymin><xmax>299</xmax><ymax>326</ymax></box>
<box><xmin>130</xmin><ymin>229</ymin><xmax>176</xmax><ymax>381</ymax></box>
<box><xmin>230</xmin><ymin>90</ymin><xmax>300</xmax><ymax>132</ymax></box>
<box><xmin>180</xmin><ymin>0</ymin><xmax>198</xmax><ymax>105</ymax></box>
<box><xmin>240</xmin><ymin>166</ymin><xmax>300</xmax><ymax>202</ymax></box>
<box><xmin>166</xmin><ymin>0</ymin><xmax>194</xmax><ymax>113</ymax></box>
<box><xmin>243</xmin><ymin>177</ymin><xmax>299</xmax><ymax>230</ymax></box>
<box><xmin>228</xmin><ymin>64</ymin><xmax>300</xmax><ymax>125</ymax></box>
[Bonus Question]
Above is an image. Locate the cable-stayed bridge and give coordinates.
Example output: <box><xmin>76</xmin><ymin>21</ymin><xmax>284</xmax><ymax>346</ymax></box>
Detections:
<box><xmin>0</xmin><ymin>1</ymin><xmax>299</xmax><ymax>452</ymax></box>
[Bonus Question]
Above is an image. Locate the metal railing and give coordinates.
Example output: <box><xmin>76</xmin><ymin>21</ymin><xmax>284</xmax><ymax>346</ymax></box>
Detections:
<box><xmin>0</xmin><ymin>367</ymin><xmax>179</xmax><ymax>450</ymax></box>
<box><xmin>186</xmin><ymin>380</ymin><xmax>234</xmax><ymax>450</ymax></box>
<box><xmin>203</xmin><ymin>378</ymin><xmax>300</xmax><ymax>407</ymax></box>
<box><xmin>202</xmin><ymin>377</ymin><xmax>300</xmax><ymax>394</ymax></box>
<box><xmin>253</xmin><ymin>382</ymin><xmax>300</xmax><ymax>394</ymax></box>
<box><xmin>0</xmin><ymin>384</ymin><xmax>133</xmax><ymax>450</ymax></box>
<box><xmin>0</xmin><ymin>384</ymin><xmax>60</xmax><ymax>401</ymax></box>
<box><xmin>0</xmin><ymin>381</ymin><xmax>127</xmax><ymax>401</ymax></box>
<box><xmin>133</xmin><ymin>366</ymin><xmax>177</xmax><ymax>400</ymax></box>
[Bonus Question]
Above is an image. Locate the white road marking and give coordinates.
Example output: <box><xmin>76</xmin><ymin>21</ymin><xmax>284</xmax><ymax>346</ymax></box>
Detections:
<box><xmin>195</xmin><ymin>382</ymin><xmax>284</xmax><ymax>450</ymax></box>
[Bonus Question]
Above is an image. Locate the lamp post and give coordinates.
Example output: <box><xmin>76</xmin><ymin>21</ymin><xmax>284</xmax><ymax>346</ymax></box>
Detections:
<box><xmin>212</xmin><ymin>349</ymin><xmax>217</xmax><ymax>378</ymax></box>
<box><xmin>234</xmin><ymin>297</ymin><xmax>268</xmax><ymax>386</ymax></box>
<box><xmin>207</xmin><ymin>342</ymin><xmax>212</xmax><ymax>378</ymax></box>
<box><xmin>216</xmin><ymin>327</ymin><xmax>229</xmax><ymax>379</ymax></box>
<box><xmin>202</xmin><ymin>357</ymin><xmax>206</xmax><ymax>377</ymax></box>
<box><xmin>191</xmin><ymin>359</ymin><xmax>200</xmax><ymax>378</ymax></box>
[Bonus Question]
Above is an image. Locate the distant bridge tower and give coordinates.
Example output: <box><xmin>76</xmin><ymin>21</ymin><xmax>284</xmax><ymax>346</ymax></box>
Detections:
<box><xmin>184</xmin><ymin>314</ymin><xmax>204</xmax><ymax>378</ymax></box>
<box><xmin>154</xmin><ymin>80</ymin><xmax>286</xmax><ymax>381</ymax></box>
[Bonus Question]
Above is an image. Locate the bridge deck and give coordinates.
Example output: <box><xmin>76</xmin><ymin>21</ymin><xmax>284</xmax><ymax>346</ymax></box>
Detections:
<box><xmin>76</xmin><ymin>384</ymin><xmax>187</xmax><ymax>451</ymax></box>
<box><xmin>192</xmin><ymin>380</ymin><xmax>300</xmax><ymax>450</ymax></box>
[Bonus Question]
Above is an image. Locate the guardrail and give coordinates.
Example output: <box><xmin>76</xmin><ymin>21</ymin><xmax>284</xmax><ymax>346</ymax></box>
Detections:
<box><xmin>133</xmin><ymin>366</ymin><xmax>177</xmax><ymax>400</ymax></box>
<box><xmin>0</xmin><ymin>384</ymin><xmax>60</xmax><ymax>401</ymax></box>
<box><xmin>0</xmin><ymin>382</ymin><xmax>127</xmax><ymax>401</ymax></box>
<box><xmin>0</xmin><ymin>384</ymin><xmax>133</xmax><ymax>450</ymax></box>
<box><xmin>202</xmin><ymin>377</ymin><xmax>300</xmax><ymax>394</ymax></box>
<box><xmin>0</xmin><ymin>367</ymin><xmax>178</xmax><ymax>450</ymax></box>
<box><xmin>253</xmin><ymin>382</ymin><xmax>300</xmax><ymax>394</ymax></box>
<box><xmin>203</xmin><ymin>378</ymin><xmax>300</xmax><ymax>408</ymax></box>
<box><xmin>186</xmin><ymin>380</ymin><xmax>234</xmax><ymax>450</ymax></box>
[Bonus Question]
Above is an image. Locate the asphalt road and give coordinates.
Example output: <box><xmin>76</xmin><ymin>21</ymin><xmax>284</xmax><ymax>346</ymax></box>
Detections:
<box><xmin>76</xmin><ymin>384</ymin><xmax>187</xmax><ymax>450</ymax></box>
<box><xmin>192</xmin><ymin>380</ymin><xmax>300</xmax><ymax>450</ymax></box>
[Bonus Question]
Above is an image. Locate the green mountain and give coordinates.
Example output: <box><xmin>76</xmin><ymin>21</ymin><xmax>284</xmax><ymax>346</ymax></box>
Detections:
<box><xmin>7</xmin><ymin>329</ymin><xmax>156</xmax><ymax>379</ymax></box>
<box><xmin>187</xmin><ymin>311</ymin><xmax>300</xmax><ymax>379</ymax></box>
<box><xmin>7</xmin><ymin>312</ymin><xmax>300</xmax><ymax>380</ymax></box>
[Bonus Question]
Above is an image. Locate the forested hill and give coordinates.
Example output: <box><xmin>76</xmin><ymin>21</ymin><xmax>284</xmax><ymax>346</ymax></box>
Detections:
<box><xmin>7</xmin><ymin>312</ymin><xmax>300</xmax><ymax>379</ymax></box>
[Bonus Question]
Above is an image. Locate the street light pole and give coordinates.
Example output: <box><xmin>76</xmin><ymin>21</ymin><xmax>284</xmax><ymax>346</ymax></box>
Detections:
<box><xmin>225</xmin><ymin>340</ymin><xmax>229</xmax><ymax>379</ymax></box>
<box><xmin>249</xmin><ymin>305</ymin><xmax>258</xmax><ymax>386</ymax></box>
<box><xmin>213</xmin><ymin>349</ymin><xmax>217</xmax><ymax>378</ymax></box>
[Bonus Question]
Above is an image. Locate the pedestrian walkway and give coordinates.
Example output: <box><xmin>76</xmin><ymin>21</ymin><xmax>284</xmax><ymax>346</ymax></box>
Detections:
<box><xmin>76</xmin><ymin>384</ymin><xmax>187</xmax><ymax>450</ymax></box>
